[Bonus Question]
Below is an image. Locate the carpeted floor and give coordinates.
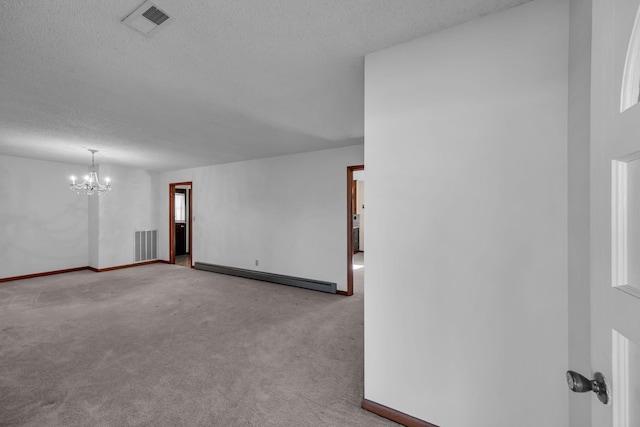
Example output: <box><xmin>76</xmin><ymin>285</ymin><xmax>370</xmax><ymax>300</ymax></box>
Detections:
<box><xmin>0</xmin><ymin>258</ymin><xmax>393</xmax><ymax>426</ymax></box>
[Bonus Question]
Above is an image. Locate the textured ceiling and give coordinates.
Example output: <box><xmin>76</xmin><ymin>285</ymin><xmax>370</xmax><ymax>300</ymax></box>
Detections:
<box><xmin>0</xmin><ymin>0</ymin><xmax>530</xmax><ymax>171</ymax></box>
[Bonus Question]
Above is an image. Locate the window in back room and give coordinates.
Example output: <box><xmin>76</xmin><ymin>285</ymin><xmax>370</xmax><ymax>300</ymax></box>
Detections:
<box><xmin>175</xmin><ymin>193</ymin><xmax>185</xmax><ymax>221</ymax></box>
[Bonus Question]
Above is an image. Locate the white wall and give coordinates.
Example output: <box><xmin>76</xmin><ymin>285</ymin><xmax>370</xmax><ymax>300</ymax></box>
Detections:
<box><xmin>88</xmin><ymin>187</ymin><xmax>99</xmax><ymax>268</ymax></box>
<box><xmin>568</xmin><ymin>0</ymin><xmax>592</xmax><ymax>426</ymax></box>
<box><xmin>364</xmin><ymin>1</ymin><xmax>569</xmax><ymax>426</ymax></box>
<box><xmin>0</xmin><ymin>155</ymin><xmax>88</xmax><ymax>278</ymax></box>
<box><xmin>91</xmin><ymin>164</ymin><xmax>160</xmax><ymax>269</ymax></box>
<box><xmin>159</xmin><ymin>145</ymin><xmax>364</xmax><ymax>292</ymax></box>
<box><xmin>0</xmin><ymin>156</ymin><xmax>159</xmax><ymax>275</ymax></box>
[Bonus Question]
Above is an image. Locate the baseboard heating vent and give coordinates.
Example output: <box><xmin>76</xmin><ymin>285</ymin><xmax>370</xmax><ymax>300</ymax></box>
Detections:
<box><xmin>134</xmin><ymin>230</ymin><xmax>158</xmax><ymax>262</ymax></box>
<box><xmin>194</xmin><ymin>262</ymin><xmax>337</xmax><ymax>294</ymax></box>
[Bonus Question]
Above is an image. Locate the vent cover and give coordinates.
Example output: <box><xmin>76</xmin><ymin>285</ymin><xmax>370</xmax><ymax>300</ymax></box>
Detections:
<box><xmin>135</xmin><ymin>230</ymin><xmax>158</xmax><ymax>262</ymax></box>
<box><xmin>142</xmin><ymin>6</ymin><xmax>170</xmax><ymax>26</ymax></box>
<box><xmin>122</xmin><ymin>1</ymin><xmax>174</xmax><ymax>37</ymax></box>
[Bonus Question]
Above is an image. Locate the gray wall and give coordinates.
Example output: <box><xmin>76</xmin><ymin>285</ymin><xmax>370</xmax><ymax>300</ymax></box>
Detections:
<box><xmin>363</xmin><ymin>1</ymin><xmax>570</xmax><ymax>425</ymax></box>
<box><xmin>0</xmin><ymin>155</ymin><xmax>89</xmax><ymax>278</ymax></box>
<box><xmin>568</xmin><ymin>0</ymin><xmax>592</xmax><ymax>425</ymax></box>
<box><xmin>158</xmin><ymin>145</ymin><xmax>364</xmax><ymax>292</ymax></box>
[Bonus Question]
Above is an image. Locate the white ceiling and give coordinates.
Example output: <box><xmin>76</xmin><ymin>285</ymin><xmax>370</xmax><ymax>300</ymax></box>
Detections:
<box><xmin>0</xmin><ymin>0</ymin><xmax>530</xmax><ymax>171</ymax></box>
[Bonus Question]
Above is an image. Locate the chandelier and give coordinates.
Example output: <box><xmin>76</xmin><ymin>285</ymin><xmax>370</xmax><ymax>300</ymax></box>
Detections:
<box><xmin>69</xmin><ymin>149</ymin><xmax>112</xmax><ymax>196</ymax></box>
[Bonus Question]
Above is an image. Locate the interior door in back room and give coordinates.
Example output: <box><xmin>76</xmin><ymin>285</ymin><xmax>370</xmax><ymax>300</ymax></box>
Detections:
<box><xmin>175</xmin><ymin>189</ymin><xmax>187</xmax><ymax>256</ymax></box>
<box><xmin>169</xmin><ymin>182</ymin><xmax>192</xmax><ymax>266</ymax></box>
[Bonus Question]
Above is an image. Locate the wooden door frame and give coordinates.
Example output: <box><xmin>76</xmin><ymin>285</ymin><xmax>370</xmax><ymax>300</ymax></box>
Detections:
<box><xmin>169</xmin><ymin>182</ymin><xmax>193</xmax><ymax>266</ymax></box>
<box><xmin>342</xmin><ymin>165</ymin><xmax>364</xmax><ymax>296</ymax></box>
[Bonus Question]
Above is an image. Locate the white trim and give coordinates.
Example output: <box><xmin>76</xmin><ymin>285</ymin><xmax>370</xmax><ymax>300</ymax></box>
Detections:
<box><xmin>612</xmin><ymin>159</ymin><xmax>628</xmax><ymax>288</ymax></box>
<box><xmin>621</xmin><ymin>4</ymin><xmax>640</xmax><ymax>112</ymax></box>
<box><xmin>613</xmin><ymin>330</ymin><xmax>629</xmax><ymax>427</ymax></box>
<box><xmin>612</xmin><ymin>153</ymin><xmax>640</xmax><ymax>300</ymax></box>
<box><xmin>617</xmin><ymin>284</ymin><xmax>640</xmax><ymax>299</ymax></box>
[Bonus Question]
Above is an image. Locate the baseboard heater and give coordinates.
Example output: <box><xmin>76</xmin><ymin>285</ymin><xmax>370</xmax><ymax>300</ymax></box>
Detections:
<box><xmin>194</xmin><ymin>262</ymin><xmax>337</xmax><ymax>294</ymax></box>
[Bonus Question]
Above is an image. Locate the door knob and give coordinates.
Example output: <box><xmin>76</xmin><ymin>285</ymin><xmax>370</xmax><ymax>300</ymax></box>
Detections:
<box><xmin>566</xmin><ymin>371</ymin><xmax>610</xmax><ymax>404</ymax></box>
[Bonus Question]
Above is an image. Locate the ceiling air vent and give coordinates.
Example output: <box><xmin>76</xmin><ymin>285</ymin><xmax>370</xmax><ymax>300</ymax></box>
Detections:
<box><xmin>142</xmin><ymin>6</ymin><xmax>170</xmax><ymax>26</ymax></box>
<box><xmin>122</xmin><ymin>1</ymin><xmax>174</xmax><ymax>37</ymax></box>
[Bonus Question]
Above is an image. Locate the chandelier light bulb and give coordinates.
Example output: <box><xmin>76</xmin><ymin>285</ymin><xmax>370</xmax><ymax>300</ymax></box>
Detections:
<box><xmin>69</xmin><ymin>149</ymin><xmax>112</xmax><ymax>196</ymax></box>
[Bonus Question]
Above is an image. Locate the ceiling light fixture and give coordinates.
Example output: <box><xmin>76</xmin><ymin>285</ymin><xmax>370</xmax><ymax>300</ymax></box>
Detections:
<box><xmin>69</xmin><ymin>149</ymin><xmax>112</xmax><ymax>196</ymax></box>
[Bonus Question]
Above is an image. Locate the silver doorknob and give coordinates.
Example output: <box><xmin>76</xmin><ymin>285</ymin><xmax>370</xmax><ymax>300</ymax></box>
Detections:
<box><xmin>566</xmin><ymin>371</ymin><xmax>610</xmax><ymax>404</ymax></box>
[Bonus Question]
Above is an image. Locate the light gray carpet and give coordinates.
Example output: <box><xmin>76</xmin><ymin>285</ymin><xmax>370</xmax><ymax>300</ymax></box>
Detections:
<box><xmin>0</xmin><ymin>259</ymin><xmax>393</xmax><ymax>426</ymax></box>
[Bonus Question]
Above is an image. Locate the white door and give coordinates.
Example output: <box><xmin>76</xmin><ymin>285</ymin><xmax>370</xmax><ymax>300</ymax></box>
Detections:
<box><xmin>590</xmin><ymin>0</ymin><xmax>640</xmax><ymax>425</ymax></box>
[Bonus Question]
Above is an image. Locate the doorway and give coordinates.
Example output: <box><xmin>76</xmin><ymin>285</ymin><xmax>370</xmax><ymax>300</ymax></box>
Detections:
<box><xmin>169</xmin><ymin>182</ymin><xmax>192</xmax><ymax>268</ymax></box>
<box><xmin>345</xmin><ymin>165</ymin><xmax>364</xmax><ymax>296</ymax></box>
